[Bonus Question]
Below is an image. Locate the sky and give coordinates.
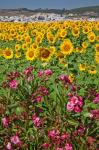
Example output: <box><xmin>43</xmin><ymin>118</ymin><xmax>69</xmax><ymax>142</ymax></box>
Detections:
<box><xmin>0</xmin><ymin>0</ymin><xmax>99</xmax><ymax>9</ymax></box>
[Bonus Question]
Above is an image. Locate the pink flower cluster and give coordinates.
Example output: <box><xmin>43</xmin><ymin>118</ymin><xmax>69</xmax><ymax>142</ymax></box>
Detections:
<box><xmin>93</xmin><ymin>93</ymin><xmax>99</xmax><ymax>103</ymax></box>
<box><xmin>32</xmin><ymin>114</ymin><xmax>42</xmax><ymax>127</ymax></box>
<box><xmin>38</xmin><ymin>69</ymin><xmax>53</xmax><ymax>77</ymax></box>
<box><xmin>90</xmin><ymin>109</ymin><xmax>99</xmax><ymax>120</ymax></box>
<box><xmin>6</xmin><ymin>135</ymin><xmax>22</xmax><ymax>150</ymax></box>
<box><xmin>7</xmin><ymin>71</ymin><xmax>20</xmax><ymax>80</ymax></box>
<box><xmin>74</xmin><ymin>125</ymin><xmax>85</xmax><ymax>136</ymax></box>
<box><xmin>9</xmin><ymin>80</ymin><xmax>18</xmax><ymax>89</ymax></box>
<box><xmin>55</xmin><ymin>143</ymin><xmax>73</xmax><ymax>150</ymax></box>
<box><xmin>46</xmin><ymin>130</ymin><xmax>71</xmax><ymax>149</ymax></box>
<box><xmin>24</xmin><ymin>66</ymin><xmax>34</xmax><ymax>82</ymax></box>
<box><xmin>66</xmin><ymin>95</ymin><xmax>83</xmax><ymax>113</ymax></box>
<box><xmin>2</xmin><ymin>71</ymin><xmax>20</xmax><ymax>89</ymax></box>
<box><xmin>65</xmin><ymin>143</ymin><xmax>73</xmax><ymax>150</ymax></box>
<box><xmin>23</xmin><ymin>66</ymin><xmax>33</xmax><ymax>76</ymax></box>
<box><xmin>2</xmin><ymin>117</ymin><xmax>9</xmax><ymax>127</ymax></box>
<box><xmin>38</xmin><ymin>86</ymin><xmax>49</xmax><ymax>96</ymax></box>
<box><xmin>59</xmin><ymin>74</ymin><xmax>71</xmax><ymax>84</ymax></box>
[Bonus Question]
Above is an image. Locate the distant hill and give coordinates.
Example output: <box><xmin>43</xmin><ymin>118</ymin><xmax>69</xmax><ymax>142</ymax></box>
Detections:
<box><xmin>0</xmin><ymin>6</ymin><xmax>99</xmax><ymax>16</ymax></box>
<box><xmin>70</xmin><ymin>6</ymin><xmax>99</xmax><ymax>14</ymax></box>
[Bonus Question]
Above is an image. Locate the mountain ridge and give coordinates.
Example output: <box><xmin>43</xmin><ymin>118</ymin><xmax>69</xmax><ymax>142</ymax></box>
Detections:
<box><xmin>0</xmin><ymin>6</ymin><xmax>99</xmax><ymax>16</ymax></box>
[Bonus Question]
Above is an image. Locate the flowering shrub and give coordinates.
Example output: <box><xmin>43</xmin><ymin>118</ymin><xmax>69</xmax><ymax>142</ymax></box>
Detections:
<box><xmin>0</xmin><ymin>65</ymin><xmax>99</xmax><ymax>150</ymax></box>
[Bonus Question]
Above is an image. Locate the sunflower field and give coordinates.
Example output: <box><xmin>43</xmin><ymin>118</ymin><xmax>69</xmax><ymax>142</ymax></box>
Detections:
<box><xmin>0</xmin><ymin>21</ymin><xmax>99</xmax><ymax>150</ymax></box>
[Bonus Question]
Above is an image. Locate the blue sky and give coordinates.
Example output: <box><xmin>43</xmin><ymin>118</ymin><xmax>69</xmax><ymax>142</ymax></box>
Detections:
<box><xmin>0</xmin><ymin>0</ymin><xmax>99</xmax><ymax>9</ymax></box>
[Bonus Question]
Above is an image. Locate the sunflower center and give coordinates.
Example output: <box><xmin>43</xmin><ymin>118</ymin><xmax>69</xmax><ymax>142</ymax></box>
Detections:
<box><xmin>28</xmin><ymin>51</ymin><xmax>34</xmax><ymax>58</ymax></box>
<box><xmin>41</xmin><ymin>50</ymin><xmax>50</xmax><ymax>58</ymax></box>
<box><xmin>96</xmin><ymin>46</ymin><xmax>99</xmax><ymax>52</ymax></box>
<box><xmin>74</xmin><ymin>30</ymin><xmax>78</xmax><ymax>34</ymax></box>
<box><xmin>26</xmin><ymin>38</ymin><xmax>30</xmax><ymax>42</ymax></box>
<box><xmin>63</xmin><ymin>44</ymin><xmax>71</xmax><ymax>51</ymax></box>
<box><xmin>85</xmin><ymin>29</ymin><xmax>88</xmax><ymax>32</ymax></box>
<box><xmin>37</xmin><ymin>38</ymin><xmax>40</xmax><ymax>42</ymax></box>
<box><xmin>90</xmin><ymin>36</ymin><xmax>94</xmax><ymax>40</ymax></box>
<box><xmin>5</xmin><ymin>50</ymin><xmax>11</xmax><ymax>56</ymax></box>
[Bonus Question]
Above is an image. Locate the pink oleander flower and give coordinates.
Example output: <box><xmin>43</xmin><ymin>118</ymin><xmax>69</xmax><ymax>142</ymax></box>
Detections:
<box><xmin>74</xmin><ymin>105</ymin><xmax>82</xmax><ymax>113</ymax></box>
<box><xmin>65</xmin><ymin>143</ymin><xmax>73</xmax><ymax>150</ymax></box>
<box><xmin>41</xmin><ymin>143</ymin><xmax>51</xmax><ymax>149</ymax></box>
<box><xmin>9</xmin><ymin>80</ymin><xmax>18</xmax><ymax>89</ymax></box>
<box><xmin>32</xmin><ymin>114</ymin><xmax>42</xmax><ymax>127</ymax></box>
<box><xmin>61</xmin><ymin>133</ymin><xmax>70</xmax><ymax>141</ymax></box>
<box><xmin>90</xmin><ymin>109</ymin><xmax>99</xmax><ymax>119</ymax></box>
<box><xmin>59</xmin><ymin>74</ymin><xmax>70</xmax><ymax>83</ymax></box>
<box><xmin>71</xmin><ymin>85</ymin><xmax>77</xmax><ymax>91</ymax></box>
<box><xmin>36</xmin><ymin>96</ymin><xmax>42</xmax><ymax>103</ymax></box>
<box><xmin>38</xmin><ymin>70</ymin><xmax>44</xmax><ymax>77</ymax></box>
<box><xmin>48</xmin><ymin>130</ymin><xmax>59</xmax><ymax>140</ymax></box>
<box><xmin>67</xmin><ymin>101</ymin><xmax>74</xmax><ymax>111</ymax></box>
<box><xmin>44</xmin><ymin>69</ymin><xmax>53</xmax><ymax>76</ymax></box>
<box><xmin>10</xmin><ymin>135</ymin><xmax>20</xmax><ymax>145</ymax></box>
<box><xmin>2</xmin><ymin>117</ymin><xmax>9</xmax><ymax>127</ymax></box>
<box><xmin>67</xmin><ymin>95</ymin><xmax>83</xmax><ymax>113</ymax></box>
<box><xmin>6</xmin><ymin>142</ymin><xmax>12</xmax><ymax>150</ymax></box>
<box><xmin>77</xmin><ymin>100</ymin><xmax>83</xmax><ymax>107</ymax></box>
<box><xmin>48</xmin><ymin>130</ymin><xmax>57</xmax><ymax>140</ymax></box>
<box><xmin>38</xmin><ymin>86</ymin><xmax>49</xmax><ymax>95</ymax></box>
<box><xmin>69</xmin><ymin>96</ymin><xmax>79</xmax><ymax>104</ymax></box>
<box><xmin>78</xmin><ymin>96</ymin><xmax>83</xmax><ymax>101</ymax></box>
<box><xmin>87</xmin><ymin>136</ymin><xmax>96</xmax><ymax>145</ymax></box>
<box><xmin>77</xmin><ymin>125</ymin><xmax>85</xmax><ymax>134</ymax></box>
<box><xmin>59</xmin><ymin>74</ymin><xmax>66</xmax><ymax>81</ymax></box>
<box><xmin>24</xmin><ymin>66</ymin><xmax>33</xmax><ymax>76</ymax></box>
<box><xmin>93</xmin><ymin>94</ymin><xmax>99</xmax><ymax>103</ymax></box>
<box><xmin>55</xmin><ymin>135</ymin><xmax>61</xmax><ymax>145</ymax></box>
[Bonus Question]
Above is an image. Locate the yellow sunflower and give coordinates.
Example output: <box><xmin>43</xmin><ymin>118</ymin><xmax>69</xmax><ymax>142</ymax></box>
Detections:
<box><xmin>15</xmin><ymin>44</ymin><xmax>21</xmax><ymax>51</ymax></box>
<box><xmin>3</xmin><ymin>48</ymin><xmax>13</xmax><ymax>59</ymax></box>
<box><xmin>30</xmin><ymin>43</ymin><xmax>38</xmax><ymax>50</ymax></box>
<box><xmin>47</xmin><ymin>34</ymin><xmax>56</xmax><ymax>44</ymax></box>
<box><xmin>95</xmin><ymin>44</ymin><xmax>99</xmax><ymax>53</ymax></box>
<box><xmin>60</xmin><ymin>29</ymin><xmax>67</xmax><ymax>38</ymax></box>
<box><xmin>15</xmin><ymin>51</ymin><xmax>21</xmax><ymax>59</ymax></box>
<box><xmin>82</xmin><ymin>41</ymin><xmax>88</xmax><ymax>49</ymax></box>
<box><xmin>22</xmin><ymin>43</ymin><xmax>28</xmax><ymax>51</ymax></box>
<box><xmin>88</xmin><ymin>32</ymin><xmax>96</xmax><ymax>43</ymax></box>
<box><xmin>25</xmin><ymin>36</ymin><xmax>32</xmax><ymax>44</ymax></box>
<box><xmin>76</xmin><ymin>47</ymin><xmax>85</xmax><ymax>53</ymax></box>
<box><xmin>25</xmin><ymin>49</ymin><xmax>36</xmax><ymax>61</ymax></box>
<box><xmin>72</xmin><ymin>28</ymin><xmax>80</xmax><ymax>37</ymax></box>
<box><xmin>35</xmin><ymin>35</ymin><xmax>42</xmax><ymax>44</ymax></box>
<box><xmin>96</xmin><ymin>36</ymin><xmax>99</xmax><ymax>42</ymax></box>
<box><xmin>88</xmin><ymin>66</ymin><xmax>97</xmax><ymax>74</ymax></box>
<box><xmin>83</xmin><ymin>26</ymin><xmax>90</xmax><ymax>34</ymax></box>
<box><xmin>95</xmin><ymin>53</ymin><xmax>99</xmax><ymax>64</ymax></box>
<box><xmin>79</xmin><ymin>64</ymin><xmax>86</xmax><ymax>71</ymax></box>
<box><xmin>39</xmin><ymin>47</ymin><xmax>52</xmax><ymax>62</ymax></box>
<box><xmin>60</xmin><ymin>39</ymin><xmax>73</xmax><ymax>55</ymax></box>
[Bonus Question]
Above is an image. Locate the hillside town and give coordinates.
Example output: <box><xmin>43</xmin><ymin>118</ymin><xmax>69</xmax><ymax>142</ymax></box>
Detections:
<box><xmin>0</xmin><ymin>12</ymin><xmax>99</xmax><ymax>22</ymax></box>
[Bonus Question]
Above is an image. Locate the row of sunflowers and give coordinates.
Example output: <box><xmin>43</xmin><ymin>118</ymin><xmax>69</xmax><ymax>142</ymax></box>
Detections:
<box><xmin>0</xmin><ymin>21</ymin><xmax>99</xmax><ymax>150</ymax></box>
